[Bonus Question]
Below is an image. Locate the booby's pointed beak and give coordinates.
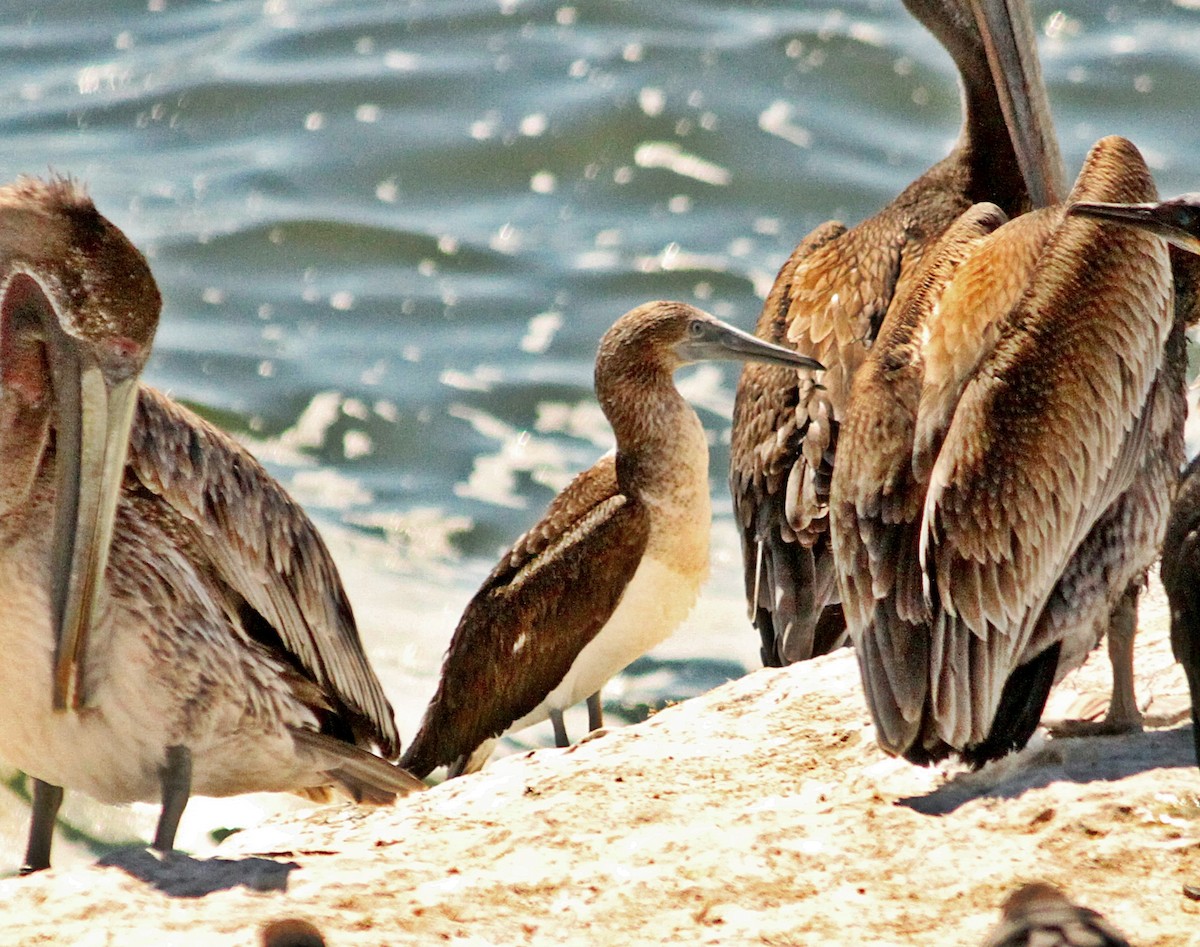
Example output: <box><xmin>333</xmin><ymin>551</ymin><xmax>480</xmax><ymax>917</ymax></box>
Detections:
<box><xmin>677</xmin><ymin>317</ymin><xmax>824</xmax><ymax>371</ymax></box>
<box><xmin>1067</xmin><ymin>198</ymin><xmax>1200</xmax><ymax>256</ymax></box>
<box><xmin>44</xmin><ymin>311</ymin><xmax>139</xmax><ymax>711</ymax></box>
<box><xmin>970</xmin><ymin>0</ymin><xmax>1064</xmax><ymax>209</ymax></box>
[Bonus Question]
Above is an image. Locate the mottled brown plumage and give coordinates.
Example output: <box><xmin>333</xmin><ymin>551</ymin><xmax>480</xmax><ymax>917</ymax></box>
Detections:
<box><xmin>982</xmin><ymin>883</ymin><xmax>1132</xmax><ymax>947</ymax></box>
<box><xmin>730</xmin><ymin>0</ymin><xmax>1062</xmax><ymax>667</ymax></box>
<box><xmin>403</xmin><ymin>301</ymin><xmax>822</xmax><ymax>778</ymax></box>
<box><xmin>1068</xmin><ymin>193</ymin><xmax>1200</xmax><ymax>770</ymax></box>
<box><xmin>0</xmin><ymin>177</ymin><xmax>419</xmax><ymax>873</ymax></box>
<box><xmin>1165</xmin><ymin>454</ymin><xmax>1200</xmax><ymax>770</ymax></box>
<box><xmin>833</xmin><ymin>136</ymin><xmax>1183</xmax><ymax>765</ymax></box>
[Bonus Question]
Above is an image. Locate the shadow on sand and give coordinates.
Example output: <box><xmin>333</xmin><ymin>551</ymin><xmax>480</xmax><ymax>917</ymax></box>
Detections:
<box><xmin>898</xmin><ymin>723</ymin><xmax>1195</xmax><ymax>816</ymax></box>
<box><xmin>98</xmin><ymin>848</ymin><xmax>299</xmax><ymax>898</ymax></box>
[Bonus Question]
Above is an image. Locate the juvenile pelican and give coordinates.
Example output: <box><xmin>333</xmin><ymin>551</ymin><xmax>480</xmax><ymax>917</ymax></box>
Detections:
<box><xmin>833</xmin><ymin>136</ymin><xmax>1183</xmax><ymax>764</ymax></box>
<box><xmin>1165</xmin><ymin>455</ymin><xmax>1200</xmax><ymax>770</ymax></box>
<box><xmin>730</xmin><ymin>0</ymin><xmax>1063</xmax><ymax>667</ymax></box>
<box><xmin>0</xmin><ymin>177</ymin><xmax>421</xmax><ymax>873</ymax></box>
<box><xmin>982</xmin><ymin>883</ymin><xmax>1132</xmax><ymax>947</ymax></box>
<box><xmin>402</xmin><ymin>301</ymin><xmax>823</xmax><ymax>778</ymax></box>
<box><xmin>1067</xmin><ymin>193</ymin><xmax>1200</xmax><ymax>769</ymax></box>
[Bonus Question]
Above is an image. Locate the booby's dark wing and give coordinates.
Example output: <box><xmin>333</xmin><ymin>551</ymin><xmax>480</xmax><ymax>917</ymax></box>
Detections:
<box><xmin>127</xmin><ymin>386</ymin><xmax>400</xmax><ymax>758</ymax></box>
<box><xmin>920</xmin><ymin>136</ymin><xmax>1173</xmax><ymax>751</ymax></box>
<box><xmin>402</xmin><ymin>454</ymin><xmax>650</xmax><ymax>777</ymax></box>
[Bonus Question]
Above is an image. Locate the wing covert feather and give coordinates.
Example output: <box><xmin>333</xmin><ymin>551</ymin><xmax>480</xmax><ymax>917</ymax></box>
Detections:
<box><xmin>127</xmin><ymin>387</ymin><xmax>400</xmax><ymax>757</ymax></box>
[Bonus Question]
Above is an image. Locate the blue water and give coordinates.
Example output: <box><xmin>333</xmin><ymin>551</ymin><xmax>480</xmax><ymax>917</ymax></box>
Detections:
<box><xmin>0</xmin><ymin>0</ymin><xmax>1197</xmax><ymax>867</ymax></box>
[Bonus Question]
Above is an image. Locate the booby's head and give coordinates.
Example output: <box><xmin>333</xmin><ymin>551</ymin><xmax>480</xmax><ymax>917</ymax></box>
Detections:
<box><xmin>595</xmin><ymin>300</ymin><xmax>823</xmax><ymax>384</ymax></box>
<box><xmin>0</xmin><ymin>176</ymin><xmax>160</xmax><ymax>709</ymax></box>
<box><xmin>1068</xmin><ymin>194</ymin><xmax>1200</xmax><ymax>256</ymax></box>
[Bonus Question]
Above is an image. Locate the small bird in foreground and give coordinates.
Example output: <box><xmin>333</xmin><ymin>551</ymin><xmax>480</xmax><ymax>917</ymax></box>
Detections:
<box><xmin>0</xmin><ymin>177</ymin><xmax>421</xmax><ymax>873</ymax></box>
<box><xmin>1067</xmin><ymin>193</ymin><xmax>1200</xmax><ymax>771</ymax></box>
<box><xmin>403</xmin><ymin>300</ymin><xmax>823</xmax><ymax>778</ymax></box>
<box><xmin>982</xmin><ymin>882</ymin><xmax>1132</xmax><ymax>947</ymax></box>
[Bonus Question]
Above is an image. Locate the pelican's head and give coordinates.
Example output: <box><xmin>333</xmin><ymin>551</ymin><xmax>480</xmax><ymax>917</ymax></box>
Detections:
<box><xmin>1067</xmin><ymin>194</ymin><xmax>1200</xmax><ymax>256</ymax></box>
<box><xmin>0</xmin><ymin>176</ymin><xmax>160</xmax><ymax>709</ymax></box>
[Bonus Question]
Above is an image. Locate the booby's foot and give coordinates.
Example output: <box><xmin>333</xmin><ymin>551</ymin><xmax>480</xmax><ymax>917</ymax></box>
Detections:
<box><xmin>575</xmin><ymin>727</ymin><xmax>610</xmax><ymax>746</ymax></box>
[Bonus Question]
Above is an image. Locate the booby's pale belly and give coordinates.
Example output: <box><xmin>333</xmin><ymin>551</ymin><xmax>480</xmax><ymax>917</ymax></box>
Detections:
<box><xmin>508</xmin><ymin>484</ymin><xmax>712</xmax><ymax>736</ymax></box>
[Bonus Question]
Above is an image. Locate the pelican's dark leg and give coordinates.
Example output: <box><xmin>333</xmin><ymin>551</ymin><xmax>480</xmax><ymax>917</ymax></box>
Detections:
<box><xmin>586</xmin><ymin>692</ymin><xmax>603</xmax><ymax>732</ymax></box>
<box><xmin>20</xmin><ymin>778</ymin><xmax>63</xmax><ymax>874</ymax></box>
<box><xmin>549</xmin><ymin>709</ymin><xmax>569</xmax><ymax>748</ymax></box>
<box><xmin>153</xmin><ymin>744</ymin><xmax>192</xmax><ymax>853</ymax></box>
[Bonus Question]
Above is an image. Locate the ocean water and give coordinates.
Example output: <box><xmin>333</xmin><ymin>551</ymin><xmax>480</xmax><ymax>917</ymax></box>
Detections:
<box><xmin>0</xmin><ymin>0</ymin><xmax>1197</xmax><ymax>869</ymax></box>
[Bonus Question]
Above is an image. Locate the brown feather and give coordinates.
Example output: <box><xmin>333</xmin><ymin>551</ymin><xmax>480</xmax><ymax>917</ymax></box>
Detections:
<box><xmin>127</xmin><ymin>387</ymin><xmax>400</xmax><ymax>759</ymax></box>
<box><xmin>920</xmin><ymin>136</ymin><xmax>1176</xmax><ymax>755</ymax></box>
<box><xmin>728</xmin><ymin>0</ymin><xmax>1061</xmax><ymax>668</ymax></box>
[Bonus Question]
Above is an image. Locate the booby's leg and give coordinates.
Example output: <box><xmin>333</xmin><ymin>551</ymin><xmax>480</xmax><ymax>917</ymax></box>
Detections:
<box><xmin>549</xmin><ymin>709</ymin><xmax>569</xmax><ymax>748</ymax></box>
<box><xmin>20</xmin><ymin>779</ymin><xmax>63</xmax><ymax>874</ymax></box>
<box><xmin>586</xmin><ymin>692</ymin><xmax>603</xmax><ymax>733</ymax></box>
<box><xmin>153</xmin><ymin>745</ymin><xmax>192</xmax><ymax>853</ymax></box>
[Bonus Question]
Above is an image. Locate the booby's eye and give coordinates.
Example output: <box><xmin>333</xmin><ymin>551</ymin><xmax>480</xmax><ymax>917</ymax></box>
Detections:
<box><xmin>687</xmin><ymin>319</ymin><xmax>705</xmax><ymax>339</ymax></box>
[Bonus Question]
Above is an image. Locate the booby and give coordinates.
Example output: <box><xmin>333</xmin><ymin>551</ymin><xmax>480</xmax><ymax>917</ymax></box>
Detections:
<box><xmin>0</xmin><ymin>177</ymin><xmax>421</xmax><ymax>873</ymax></box>
<box><xmin>1067</xmin><ymin>192</ymin><xmax>1200</xmax><ymax>769</ymax></box>
<box><xmin>402</xmin><ymin>301</ymin><xmax>823</xmax><ymax>778</ymax></box>
<box><xmin>729</xmin><ymin>0</ymin><xmax>1063</xmax><ymax>668</ymax></box>
<box><xmin>981</xmin><ymin>883</ymin><xmax>1132</xmax><ymax>947</ymax></box>
<box><xmin>832</xmin><ymin>135</ymin><xmax>1183</xmax><ymax>765</ymax></box>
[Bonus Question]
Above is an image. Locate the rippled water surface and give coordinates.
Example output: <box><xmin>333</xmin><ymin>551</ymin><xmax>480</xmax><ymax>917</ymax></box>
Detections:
<box><xmin>0</xmin><ymin>0</ymin><xmax>1198</xmax><ymax>866</ymax></box>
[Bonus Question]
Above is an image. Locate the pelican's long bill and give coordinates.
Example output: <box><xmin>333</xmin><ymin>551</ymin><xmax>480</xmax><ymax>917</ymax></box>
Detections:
<box><xmin>1067</xmin><ymin>196</ymin><xmax>1200</xmax><ymax>255</ymax></box>
<box><xmin>675</xmin><ymin>316</ymin><xmax>825</xmax><ymax>371</ymax></box>
<box><xmin>37</xmin><ymin>288</ymin><xmax>142</xmax><ymax>712</ymax></box>
<box><xmin>970</xmin><ymin>0</ymin><xmax>1064</xmax><ymax>209</ymax></box>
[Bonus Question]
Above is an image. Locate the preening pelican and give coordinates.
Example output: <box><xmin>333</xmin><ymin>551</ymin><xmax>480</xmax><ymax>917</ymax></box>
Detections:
<box><xmin>0</xmin><ymin>178</ymin><xmax>421</xmax><ymax>872</ymax></box>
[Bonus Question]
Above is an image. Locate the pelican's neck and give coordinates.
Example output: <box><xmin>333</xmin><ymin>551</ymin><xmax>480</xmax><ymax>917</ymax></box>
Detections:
<box><xmin>910</xmin><ymin>0</ymin><xmax>1062</xmax><ymax>214</ymax></box>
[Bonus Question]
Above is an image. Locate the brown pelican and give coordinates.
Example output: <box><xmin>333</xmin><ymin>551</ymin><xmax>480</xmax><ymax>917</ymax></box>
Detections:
<box><xmin>729</xmin><ymin>0</ymin><xmax>1063</xmax><ymax>667</ymax></box>
<box><xmin>981</xmin><ymin>883</ymin><xmax>1132</xmax><ymax>947</ymax></box>
<box><xmin>1165</xmin><ymin>455</ymin><xmax>1200</xmax><ymax>770</ymax></box>
<box><xmin>402</xmin><ymin>301</ymin><xmax>823</xmax><ymax>778</ymax></box>
<box><xmin>0</xmin><ymin>177</ymin><xmax>422</xmax><ymax>873</ymax></box>
<box><xmin>831</xmin><ymin>135</ymin><xmax>1183</xmax><ymax>765</ymax></box>
<box><xmin>1066</xmin><ymin>193</ymin><xmax>1200</xmax><ymax>769</ymax></box>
